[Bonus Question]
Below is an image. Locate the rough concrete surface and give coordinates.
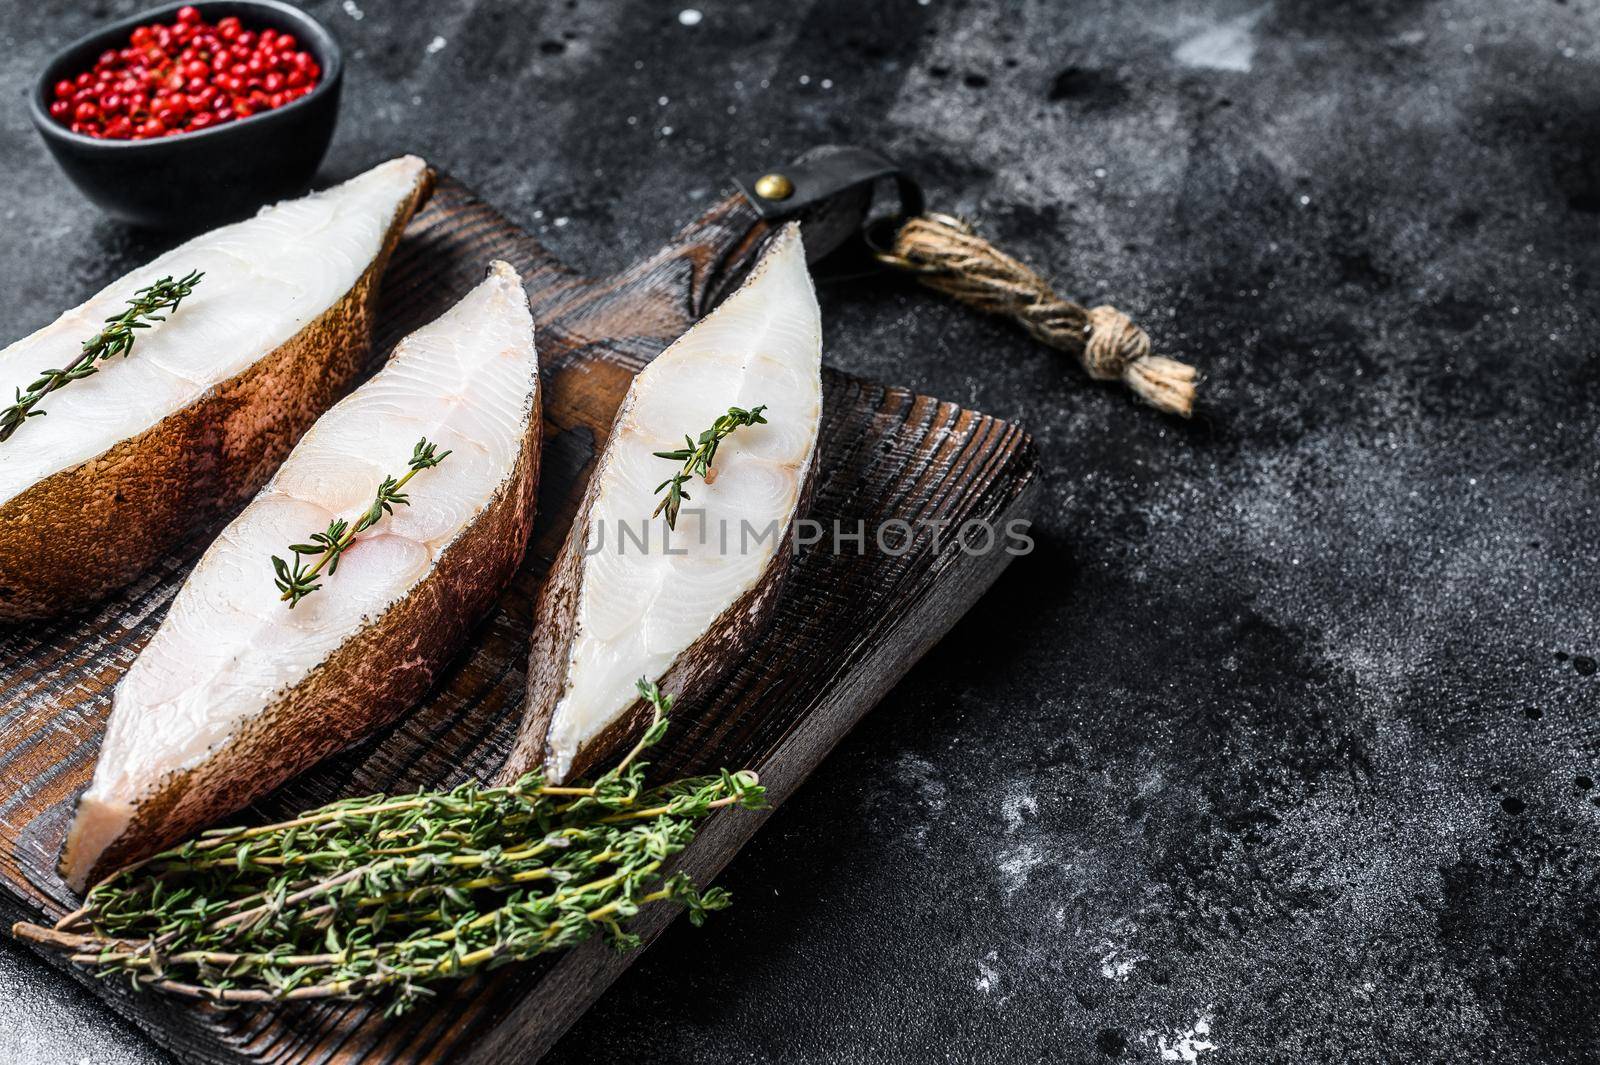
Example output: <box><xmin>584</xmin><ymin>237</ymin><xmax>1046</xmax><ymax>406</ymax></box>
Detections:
<box><xmin>3</xmin><ymin>0</ymin><xmax>1599</xmax><ymax>1062</ymax></box>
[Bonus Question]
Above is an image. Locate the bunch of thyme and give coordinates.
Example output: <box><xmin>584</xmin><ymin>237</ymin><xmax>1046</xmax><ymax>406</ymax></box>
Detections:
<box><xmin>652</xmin><ymin>403</ymin><xmax>769</xmax><ymax>529</ymax></box>
<box><xmin>0</xmin><ymin>271</ymin><xmax>203</xmax><ymax>444</ymax></box>
<box><xmin>273</xmin><ymin>437</ymin><xmax>451</xmax><ymax>607</ymax></box>
<box><xmin>14</xmin><ymin>680</ymin><xmax>763</xmax><ymax>1014</ymax></box>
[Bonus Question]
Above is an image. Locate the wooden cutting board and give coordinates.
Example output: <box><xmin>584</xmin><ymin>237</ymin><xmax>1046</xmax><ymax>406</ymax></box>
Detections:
<box><xmin>0</xmin><ymin>173</ymin><xmax>1038</xmax><ymax>1064</ymax></box>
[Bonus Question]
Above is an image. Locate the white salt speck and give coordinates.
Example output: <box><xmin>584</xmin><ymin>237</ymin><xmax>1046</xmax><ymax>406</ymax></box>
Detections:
<box><xmin>627</xmin><ymin>115</ymin><xmax>639</xmax><ymax>125</ymax></box>
<box><xmin>657</xmin><ymin>95</ymin><xmax>670</xmax><ymax>106</ymax></box>
<box><xmin>1299</xmin><ymin>194</ymin><xmax>1311</xmax><ymax>206</ymax></box>
<box><xmin>1094</xmin><ymin>167</ymin><xmax>1107</xmax><ymax>178</ymax></box>
<box><xmin>660</xmin><ymin>125</ymin><xmax>674</xmax><ymax>136</ymax></box>
<box><xmin>340</xmin><ymin>0</ymin><xmax>363</xmax><ymax>20</ymax></box>
<box><xmin>798</xmin><ymin>74</ymin><xmax>811</xmax><ymax>85</ymax></box>
<box><xmin>425</xmin><ymin>35</ymin><xmax>447</xmax><ymax>55</ymax></box>
<box><xmin>1158</xmin><ymin>1015</ymin><xmax>1218</xmax><ymax>1062</ymax></box>
<box><xmin>532</xmin><ymin>209</ymin><xmax>544</xmax><ymax>219</ymax></box>
<box><xmin>554</xmin><ymin>217</ymin><xmax>569</xmax><ymax>227</ymax></box>
<box><xmin>821</xmin><ymin>77</ymin><xmax>834</xmax><ymax>89</ymax></box>
<box><xmin>678</xmin><ymin>8</ymin><xmax>703</xmax><ymax>26</ymax></box>
<box><xmin>759</xmin><ymin>77</ymin><xmax>771</xmax><ymax>88</ymax></box>
<box><xmin>410</xmin><ymin>94</ymin><xmax>422</xmax><ymax>105</ymax></box>
<box><xmin>918</xmin><ymin>0</ymin><xmax>931</xmax><ymax>6</ymax></box>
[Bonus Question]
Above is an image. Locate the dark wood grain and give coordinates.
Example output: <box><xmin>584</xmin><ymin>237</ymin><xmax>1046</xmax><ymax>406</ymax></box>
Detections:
<box><xmin>0</xmin><ymin>175</ymin><xmax>1037</xmax><ymax>1064</ymax></box>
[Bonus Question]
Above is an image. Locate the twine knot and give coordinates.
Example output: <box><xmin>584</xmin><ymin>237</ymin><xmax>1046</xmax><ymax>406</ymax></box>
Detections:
<box><xmin>1082</xmin><ymin>305</ymin><xmax>1150</xmax><ymax>380</ymax></box>
<box><xmin>883</xmin><ymin>214</ymin><xmax>1199</xmax><ymax>416</ymax></box>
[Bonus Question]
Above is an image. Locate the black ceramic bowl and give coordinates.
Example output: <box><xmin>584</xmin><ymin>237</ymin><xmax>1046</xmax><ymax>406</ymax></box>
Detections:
<box><xmin>30</xmin><ymin>1</ymin><xmax>342</xmax><ymax>230</ymax></box>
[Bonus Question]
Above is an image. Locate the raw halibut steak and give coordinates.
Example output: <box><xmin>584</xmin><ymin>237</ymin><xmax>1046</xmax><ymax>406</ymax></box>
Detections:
<box><xmin>0</xmin><ymin>156</ymin><xmax>430</xmax><ymax>619</ymax></box>
<box><xmin>501</xmin><ymin>223</ymin><xmax>821</xmax><ymax>785</ymax></box>
<box><xmin>62</xmin><ymin>261</ymin><xmax>540</xmax><ymax>891</ymax></box>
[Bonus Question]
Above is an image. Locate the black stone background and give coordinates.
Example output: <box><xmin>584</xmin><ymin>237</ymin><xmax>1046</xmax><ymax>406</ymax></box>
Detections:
<box><xmin>2</xmin><ymin>0</ymin><xmax>1599</xmax><ymax>1062</ymax></box>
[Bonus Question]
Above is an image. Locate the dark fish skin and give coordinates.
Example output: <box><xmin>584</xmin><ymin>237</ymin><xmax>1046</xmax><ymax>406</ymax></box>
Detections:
<box><xmin>60</xmin><ymin>261</ymin><xmax>541</xmax><ymax>893</ymax></box>
<box><xmin>498</xmin><ymin>225</ymin><xmax>821</xmax><ymax>786</ymax></box>
<box><xmin>0</xmin><ymin>162</ymin><xmax>435</xmax><ymax>621</ymax></box>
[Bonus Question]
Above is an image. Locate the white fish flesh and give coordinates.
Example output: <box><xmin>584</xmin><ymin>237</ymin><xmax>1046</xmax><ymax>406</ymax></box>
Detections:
<box><xmin>500</xmin><ymin>223</ymin><xmax>820</xmax><ymax>785</ymax></box>
<box><xmin>61</xmin><ymin>261</ymin><xmax>540</xmax><ymax>890</ymax></box>
<box><xmin>0</xmin><ymin>156</ymin><xmax>431</xmax><ymax>619</ymax></box>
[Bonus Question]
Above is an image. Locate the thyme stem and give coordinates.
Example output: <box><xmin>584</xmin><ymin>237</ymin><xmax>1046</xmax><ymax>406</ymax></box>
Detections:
<box><xmin>272</xmin><ymin>437</ymin><xmax>451</xmax><ymax>606</ymax></box>
<box><xmin>16</xmin><ymin>680</ymin><xmax>763</xmax><ymax>1014</ymax></box>
<box><xmin>651</xmin><ymin>403</ymin><xmax>769</xmax><ymax>529</ymax></box>
<box><xmin>0</xmin><ymin>271</ymin><xmax>203</xmax><ymax>444</ymax></box>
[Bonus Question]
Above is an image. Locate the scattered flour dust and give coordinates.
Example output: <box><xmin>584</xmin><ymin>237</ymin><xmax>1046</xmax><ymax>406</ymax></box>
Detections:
<box><xmin>1173</xmin><ymin>6</ymin><xmax>1268</xmax><ymax>72</ymax></box>
<box><xmin>1099</xmin><ymin>918</ymin><xmax>1145</xmax><ymax>981</ymax></box>
<box><xmin>995</xmin><ymin>786</ymin><xmax>1044</xmax><ymax>896</ymax></box>
<box><xmin>996</xmin><ymin>840</ymin><xmax>1044</xmax><ymax>896</ymax></box>
<box><xmin>425</xmin><ymin>35</ymin><xmax>447</xmax><ymax>55</ymax></box>
<box><xmin>340</xmin><ymin>0</ymin><xmax>364</xmax><ymax>19</ymax></box>
<box><xmin>891</xmin><ymin>752</ymin><xmax>948</xmax><ymax>845</ymax></box>
<box><xmin>974</xmin><ymin>950</ymin><xmax>1000</xmax><ymax>994</ymax></box>
<box><xmin>1001</xmin><ymin>789</ymin><xmax>1038</xmax><ymax>832</ymax></box>
<box><xmin>1098</xmin><ymin>943</ymin><xmax>1146</xmax><ymax>982</ymax></box>
<box><xmin>1149</xmin><ymin>1014</ymin><xmax>1218</xmax><ymax>1062</ymax></box>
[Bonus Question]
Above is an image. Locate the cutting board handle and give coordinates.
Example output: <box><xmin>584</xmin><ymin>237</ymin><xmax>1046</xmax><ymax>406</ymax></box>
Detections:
<box><xmin>616</xmin><ymin>146</ymin><xmax>916</xmax><ymax>323</ymax></box>
<box><xmin>588</xmin><ymin>192</ymin><xmax>774</xmax><ymax>329</ymax></box>
<box><xmin>671</xmin><ymin>193</ymin><xmax>776</xmax><ymax>319</ymax></box>
<box><xmin>540</xmin><ymin>193</ymin><xmax>773</xmax><ymax>369</ymax></box>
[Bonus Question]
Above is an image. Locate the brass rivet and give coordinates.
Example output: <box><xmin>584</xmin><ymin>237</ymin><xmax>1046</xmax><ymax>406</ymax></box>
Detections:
<box><xmin>754</xmin><ymin>173</ymin><xmax>795</xmax><ymax>201</ymax></box>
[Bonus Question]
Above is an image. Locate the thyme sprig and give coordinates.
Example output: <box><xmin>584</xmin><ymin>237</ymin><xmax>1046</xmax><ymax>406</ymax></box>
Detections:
<box><xmin>651</xmin><ymin>403</ymin><xmax>768</xmax><ymax>529</ymax></box>
<box><xmin>273</xmin><ymin>437</ymin><xmax>452</xmax><ymax>607</ymax></box>
<box><xmin>14</xmin><ymin>680</ymin><xmax>763</xmax><ymax>1015</ymax></box>
<box><xmin>0</xmin><ymin>271</ymin><xmax>203</xmax><ymax>444</ymax></box>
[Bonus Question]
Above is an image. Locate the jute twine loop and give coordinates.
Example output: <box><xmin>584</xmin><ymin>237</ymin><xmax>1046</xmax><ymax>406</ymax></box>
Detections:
<box><xmin>882</xmin><ymin>214</ymin><xmax>1198</xmax><ymax>416</ymax></box>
